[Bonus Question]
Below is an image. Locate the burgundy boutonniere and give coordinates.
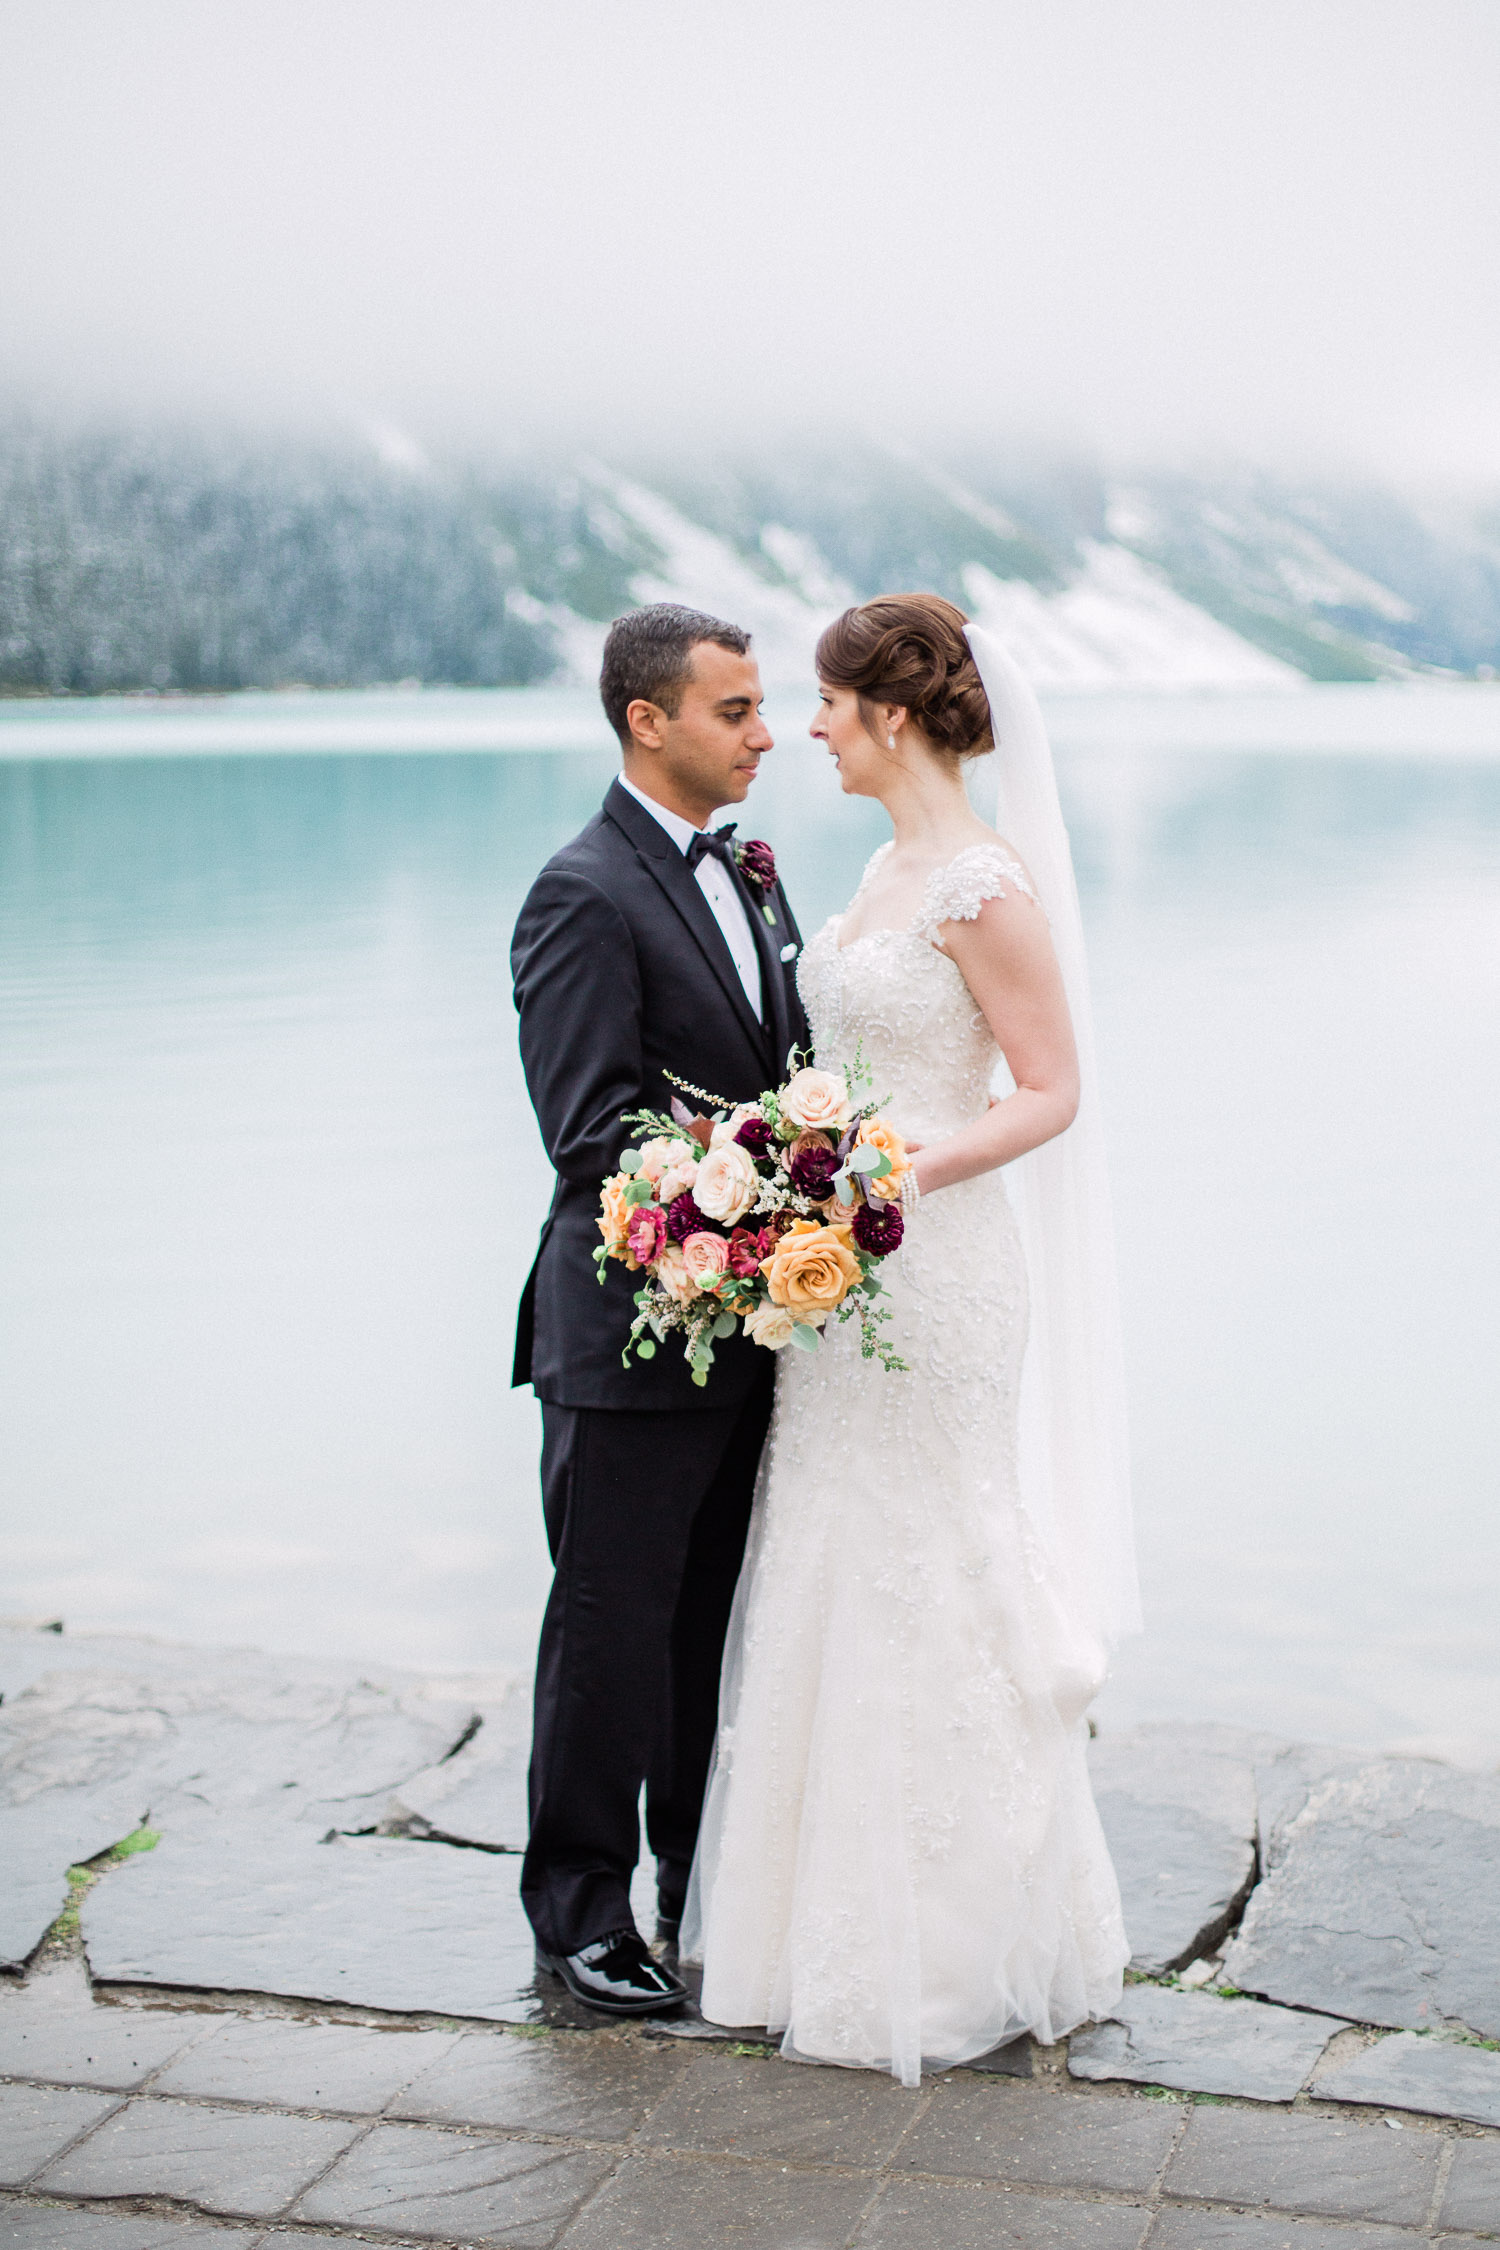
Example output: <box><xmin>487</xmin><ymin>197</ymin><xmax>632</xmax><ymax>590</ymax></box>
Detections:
<box><xmin>734</xmin><ymin>838</ymin><xmax>778</xmax><ymax>919</ymax></box>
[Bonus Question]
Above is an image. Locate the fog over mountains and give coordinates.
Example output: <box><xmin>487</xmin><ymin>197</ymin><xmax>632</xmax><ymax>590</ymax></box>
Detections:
<box><xmin>3</xmin><ymin>418</ymin><xmax>1498</xmax><ymax>696</ymax></box>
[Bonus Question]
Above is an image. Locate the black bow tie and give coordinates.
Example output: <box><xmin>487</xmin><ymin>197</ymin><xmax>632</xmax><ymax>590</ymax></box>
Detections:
<box><xmin>686</xmin><ymin>824</ymin><xmax>738</xmax><ymax>872</ymax></box>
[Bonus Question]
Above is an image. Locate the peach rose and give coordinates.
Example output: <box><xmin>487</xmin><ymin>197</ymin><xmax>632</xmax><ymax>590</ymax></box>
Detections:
<box><xmin>857</xmin><ymin>1117</ymin><xmax>912</xmax><ymax>1202</ymax></box>
<box><xmin>693</xmin><ymin>1139</ymin><xmax>758</xmax><ymax>1226</ymax></box>
<box><xmin>681</xmin><ymin>1232</ymin><xmax>730</xmax><ymax>1287</ymax></box>
<box><xmin>745</xmin><ymin>1299</ymin><xmax>799</xmax><ymax>1350</ymax></box>
<box><xmin>760</xmin><ymin>1217</ymin><xmax>861</xmax><ymax>1319</ymax></box>
<box><xmin>654</xmin><ymin>1241</ymin><xmax>697</xmax><ymax>1306</ymax></box>
<box><xmin>780</xmin><ymin>1067</ymin><xmax>854</xmax><ymax>1133</ymax></box>
<box><xmin>598</xmin><ymin>1175</ymin><xmax>633</xmax><ymax>1258</ymax></box>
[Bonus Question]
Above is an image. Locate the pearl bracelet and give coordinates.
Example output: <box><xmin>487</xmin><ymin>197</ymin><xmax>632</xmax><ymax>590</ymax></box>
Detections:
<box><xmin>899</xmin><ymin>1169</ymin><xmax>921</xmax><ymax>1216</ymax></box>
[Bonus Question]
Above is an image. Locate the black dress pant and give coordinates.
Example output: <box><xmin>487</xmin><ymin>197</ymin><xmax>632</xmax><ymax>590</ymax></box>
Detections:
<box><xmin>520</xmin><ymin>1367</ymin><xmax>774</xmax><ymax>1957</ymax></box>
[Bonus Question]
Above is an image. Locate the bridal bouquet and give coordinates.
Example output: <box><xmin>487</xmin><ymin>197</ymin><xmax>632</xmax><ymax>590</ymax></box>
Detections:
<box><xmin>594</xmin><ymin>1057</ymin><xmax>912</xmax><ymax>1384</ymax></box>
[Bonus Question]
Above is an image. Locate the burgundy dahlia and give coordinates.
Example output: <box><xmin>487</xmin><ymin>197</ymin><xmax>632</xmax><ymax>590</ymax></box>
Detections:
<box><xmin>788</xmin><ymin>1144</ymin><xmax>840</xmax><ymax>1200</ymax></box>
<box><xmin>852</xmin><ymin>1199</ymin><xmax>904</xmax><ymax>1257</ymax></box>
<box><xmin>734</xmin><ymin>1114</ymin><xmax>774</xmax><ymax>1156</ymax></box>
<box><xmin>727</xmin><ymin>1226</ymin><xmax>763</xmax><ymax>1279</ymax></box>
<box><xmin>666</xmin><ymin>1191</ymin><xmax>707</xmax><ymax>1243</ymax></box>
<box><xmin>735</xmin><ymin>838</ymin><xmax>777</xmax><ymax>893</ymax></box>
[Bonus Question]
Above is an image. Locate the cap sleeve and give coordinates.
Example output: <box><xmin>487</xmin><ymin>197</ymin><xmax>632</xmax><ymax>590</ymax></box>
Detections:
<box><xmin>916</xmin><ymin>843</ymin><xmax>1040</xmax><ymax>941</ymax></box>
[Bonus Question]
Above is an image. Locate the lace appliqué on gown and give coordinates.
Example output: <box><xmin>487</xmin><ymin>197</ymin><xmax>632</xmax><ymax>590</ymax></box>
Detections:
<box><xmin>683</xmin><ymin>841</ymin><xmax>1127</xmax><ymax>2087</ymax></box>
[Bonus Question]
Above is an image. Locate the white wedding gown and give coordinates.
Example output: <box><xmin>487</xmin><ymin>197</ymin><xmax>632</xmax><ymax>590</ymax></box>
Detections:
<box><xmin>682</xmin><ymin>841</ymin><xmax>1129</xmax><ymax>2085</ymax></box>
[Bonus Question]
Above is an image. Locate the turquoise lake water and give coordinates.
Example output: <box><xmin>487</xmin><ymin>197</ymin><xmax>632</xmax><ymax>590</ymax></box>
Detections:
<box><xmin>3</xmin><ymin>687</ymin><xmax>1499</xmax><ymax>1759</ymax></box>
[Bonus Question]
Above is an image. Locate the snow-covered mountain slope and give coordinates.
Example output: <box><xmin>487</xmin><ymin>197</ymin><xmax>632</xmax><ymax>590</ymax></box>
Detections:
<box><xmin>3</xmin><ymin>418</ymin><xmax>1497</xmax><ymax>695</ymax></box>
<box><xmin>962</xmin><ymin>544</ymin><xmax>1300</xmax><ymax>689</ymax></box>
<box><xmin>539</xmin><ymin>471</ymin><xmax>1303</xmax><ymax>691</ymax></box>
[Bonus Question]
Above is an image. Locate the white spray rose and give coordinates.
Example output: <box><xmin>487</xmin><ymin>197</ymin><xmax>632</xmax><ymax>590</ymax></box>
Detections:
<box><xmin>745</xmin><ymin>1300</ymin><xmax>798</xmax><ymax>1349</ymax></box>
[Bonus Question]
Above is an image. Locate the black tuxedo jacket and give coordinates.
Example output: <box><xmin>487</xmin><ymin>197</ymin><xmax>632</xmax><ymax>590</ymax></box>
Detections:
<box><xmin>511</xmin><ymin>778</ymin><xmax>810</xmax><ymax>1412</ymax></box>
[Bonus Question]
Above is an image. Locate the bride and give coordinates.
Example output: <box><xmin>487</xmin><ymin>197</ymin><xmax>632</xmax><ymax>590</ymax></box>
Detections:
<box><xmin>681</xmin><ymin>594</ymin><xmax>1141</xmax><ymax>2085</ymax></box>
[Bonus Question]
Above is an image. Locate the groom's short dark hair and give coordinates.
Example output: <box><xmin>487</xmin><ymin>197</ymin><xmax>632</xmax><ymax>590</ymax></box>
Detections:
<box><xmin>600</xmin><ymin>603</ymin><xmax>751</xmax><ymax>744</ymax></box>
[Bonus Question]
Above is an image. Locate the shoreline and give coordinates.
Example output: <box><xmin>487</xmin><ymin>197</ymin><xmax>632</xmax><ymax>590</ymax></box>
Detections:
<box><xmin>2</xmin><ymin>677</ymin><xmax>1499</xmax><ymax>762</ymax></box>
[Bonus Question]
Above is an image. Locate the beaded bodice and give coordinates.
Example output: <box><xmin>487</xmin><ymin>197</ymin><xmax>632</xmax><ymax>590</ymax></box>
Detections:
<box><xmin>796</xmin><ymin>841</ymin><xmax>1039</xmax><ymax>1135</ymax></box>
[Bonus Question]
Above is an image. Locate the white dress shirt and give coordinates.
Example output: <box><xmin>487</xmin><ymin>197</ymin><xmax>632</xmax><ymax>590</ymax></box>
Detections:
<box><xmin>618</xmin><ymin>774</ymin><xmax>764</xmax><ymax>1019</ymax></box>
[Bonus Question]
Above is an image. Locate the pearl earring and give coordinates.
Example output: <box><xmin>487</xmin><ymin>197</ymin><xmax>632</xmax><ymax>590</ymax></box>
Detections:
<box><xmin>887</xmin><ymin>733</ymin><xmax>896</xmax><ymax>749</ymax></box>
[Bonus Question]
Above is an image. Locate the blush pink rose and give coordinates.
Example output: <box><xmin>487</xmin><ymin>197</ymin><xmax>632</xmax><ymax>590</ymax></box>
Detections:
<box><xmin>779</xmin><ymin>1067</ymin><xmax>853</xmax><ymax>1133</ymax></box>
<box><xmin>681</xmin><ymin>1232</ymin><xmax>730</xmax><ymax>1287</ymax></box>
<box><xmin>655</xmin><ymin>1241</ymin><xmax>697</xmax><ymax>1305</ymax></box>
<box><xmin>657</xmin><ymin>1142</ymin><xmax>702</xmax><ymax>1204</ymax></box>
<box><xmin>636</xmin><ymin>1136</ymin><xmax>675</xmax><ymax>1184</ymax></box>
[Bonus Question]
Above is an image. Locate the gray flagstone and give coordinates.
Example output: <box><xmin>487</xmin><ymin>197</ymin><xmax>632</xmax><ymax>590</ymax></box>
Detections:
<box><xmin>1087</xmin><ymin>1723</ymin><xmax>1259</xmax><ymax>1974</ymax></box>
<box><xmin>1315</xmin><ymin>2028</ymin><xmax>1500</xmax><ymax>2127</ymax></box>
<box><xmin>1223</xmin><ymin>1758</ymin><xmax>1500</xmax><ymax>2038</ymax></box>
<box><xmin>81</xmin><ymin>1824</ymin><xmax>539</xmax><ymax>2022</ymax></box>
<box><xmin>1068</xmin><ymin>1983</ymin><xmax>1343</xmax><ymax>2101</ymax></box>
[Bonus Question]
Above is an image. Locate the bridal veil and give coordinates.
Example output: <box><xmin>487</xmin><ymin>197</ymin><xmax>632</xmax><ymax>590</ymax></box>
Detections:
<box><xmin>964</xmin><ymin>623</ymin><xmax>1141</xmax><ymax>1658</ymax></box>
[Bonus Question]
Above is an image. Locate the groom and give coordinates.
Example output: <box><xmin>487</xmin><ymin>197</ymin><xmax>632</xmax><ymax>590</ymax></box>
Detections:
<box><xmin>511</xmin><ymin>603</ymin><xmax>808</xmax><ymax>2014</ymax></box>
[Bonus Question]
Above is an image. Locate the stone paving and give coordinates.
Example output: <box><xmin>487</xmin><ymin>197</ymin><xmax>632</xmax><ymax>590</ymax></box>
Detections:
<box><xmin>3</xmin><ymin>1959</ymin><xmax>1499</xmax><ymax>2246</ymax></box>
<box><xmin>5</xmin><ymin>1621</ymin><xmax>1500</xmax><ymax>2244</ymax></box>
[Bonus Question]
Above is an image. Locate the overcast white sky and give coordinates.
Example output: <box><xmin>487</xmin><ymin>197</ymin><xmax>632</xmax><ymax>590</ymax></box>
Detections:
<box><xmin>3</xmin><ymin>0</ymin><xmax>1497</xmax><ymax>475</ymax></box>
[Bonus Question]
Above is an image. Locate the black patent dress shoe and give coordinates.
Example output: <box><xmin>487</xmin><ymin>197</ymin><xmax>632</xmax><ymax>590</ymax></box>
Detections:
<box><xmin>535</xmin><ymin>1927</ymin><xmax>687</xmax><ymax>2016</ymax></box>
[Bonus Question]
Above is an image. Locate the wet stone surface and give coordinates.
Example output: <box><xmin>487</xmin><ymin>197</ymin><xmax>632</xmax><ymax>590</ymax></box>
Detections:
<box><xmin>1439</xmin><ymin>2134</ymin><xmax>1500</xmax><ymax>2233</ymax></box>
<box><xmin>1223</xmin><ymin>1758</ymin><xmax>1500</xmax><ymax>2039</ymax></box>
<box><xmin>295</xmin><ymin>2122</ymin><xmax>614</xmax><ymax>2246</ymax></box>
<box><xmin>1068</xmin><ymin>1983</ymin><xmax>1344</xmax><ymax>2102</ymax></box>
<box><xmin>6</xmin><ymin>1621</ymin><xmax>1500</xmax><ymax>2247</ymax></box>
<box><xmin>1315</xmin><ymin>2029</ymin><xmax>1500</xmax><ymax>2129</ymax></box>
<box><xmin>1088</xmin><ymin>1722</ymin><xmax>1259</xmax><ymax>1975</ymax></box>
<box><xmin>151</xmin><ymin>2013</ymin><xmax>462</xmax><ymax>2112</ymax></box>
<box><xmin>0</xmin><ymin>2083</ymin><xmax>122</xmax><ymax>2188</ymax></box>
<box><xmin>386</xmin><ymin>1674</ymin><xmax>531</xmax><ymax>1849</ymax></box>
<box><xmin>32</xmin><ymin>2098</ymin><xmax>363</xmax><ymax>2218</ymax></box>
<box><xmin>1161</xmin><ymin>2100</ymin><xmax>1443</xmax><ymax>2223</ymax></box>
<box><xmin>893</xmin><ymin>2074</ymin><xmax>1180</xmax><ymax>2192</ymax></box>
<box><xmin>853</xmin><ymin>2178</ymin><xmax>1151</xmax><ymax>2250</ymax></box>
<box><xmin>0</xmin><ymin>2205</ymin><xmax>255</xmax><ymax>2249</ymax></box>
<box><xmin>0</xmin><ymin>1959</ymin><xmax>202</xmax><ymax>2089</ymax></box>
<box><xmin>80</xmin><ymin>1823</ymin><xmax>539</xmax><ymax>2022</ymax></box>
<box><xmin>390</xmin><ymin>2026</ymin><xmax>683</xmax><ymax>2139</ymax></box>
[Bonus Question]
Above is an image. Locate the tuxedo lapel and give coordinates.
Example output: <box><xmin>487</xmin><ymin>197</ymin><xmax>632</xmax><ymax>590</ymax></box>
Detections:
<box><xmin>730</xmin><ymin>858</ymin><xmax>793</xmax><ymax>1077</ymax></box>
<box><xmin>602</xmin><ymin>781</ymin><xmax>770</xmax><ymax>1064</ymax></box>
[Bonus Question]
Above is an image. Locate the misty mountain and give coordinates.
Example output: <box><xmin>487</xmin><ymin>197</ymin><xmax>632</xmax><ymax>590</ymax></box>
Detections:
<box><xmin>1</xmin><ymin>419</ymin><xmax>1497</xmax><ymax>696</ymax></box>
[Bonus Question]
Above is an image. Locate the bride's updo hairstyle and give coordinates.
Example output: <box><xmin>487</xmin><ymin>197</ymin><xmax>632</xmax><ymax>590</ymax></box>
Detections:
<box><xmin>815</xmin><ymin>593</ymin><xmax>994</xmax><ymax>763</ymax></box>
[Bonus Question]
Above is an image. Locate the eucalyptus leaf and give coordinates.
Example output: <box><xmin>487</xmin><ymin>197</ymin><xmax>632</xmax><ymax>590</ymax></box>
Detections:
<box><xmin>788</xmin><ymin>1321</ymin><xmax>822</xmax><ymax>1352</ymax></box>
<box><xmin>869</xmin><ymin>1151</ymin><xmax>893</xmax><ymax>1178</ymax></box>
<box><xmin>712</xmin><ymin>1311</ymin><xmax>738</xmax><ymax>1339</ymax></box>
<box><xmin>625</xmin><ymin>1178</ymin><xmax>655</xmax><ymax>1206</ymax></box>
<box><xmin>835</xmin><ymin>1174</ymin><xmax>856</xmax><ymax>1205</ymax></box>
<box><xmin>619</xmin><ymin>1149</ymin><xmax>643</xmax><ymax>1175</ymax></box>
<box><xmin>848</xmin><ymin>1145</ymin><xmax>882</xmax><ymax>1173</ymax></box>
<box><xmin>636</xmin><ymin>1337</ymin><xmax>656</xmax><ymax>1358</ymax></box>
